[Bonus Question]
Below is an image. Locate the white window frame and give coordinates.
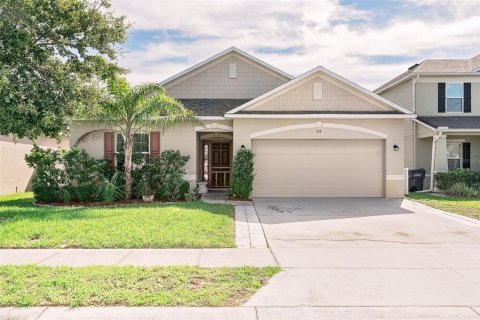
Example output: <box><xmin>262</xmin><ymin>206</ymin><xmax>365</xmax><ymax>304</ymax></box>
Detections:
<box><xmin>115</xmin><ymin>133</ymin><xmax>150</xmax><ymax>155</ymax></box>
<box><xmin>447</xmin><ymin>142</ymin><xmax>463</xmax><ymax>170</ymax></box>
<box><xmin>445</xmin><ymin>83</ymin><xmax>464</xmax><ymax>113</ymax></box>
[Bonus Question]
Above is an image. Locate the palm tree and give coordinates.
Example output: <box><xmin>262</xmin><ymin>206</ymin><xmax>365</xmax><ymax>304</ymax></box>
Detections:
<box><xmin>83</xmin><ymin>77</ymin><xmax>198</xmax><ymax>200</ymax></box>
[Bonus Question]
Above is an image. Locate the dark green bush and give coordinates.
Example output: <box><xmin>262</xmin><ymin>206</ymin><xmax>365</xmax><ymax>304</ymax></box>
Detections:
<box><xmin>26</xmin><ymin>146</ymin><xmax>64</xmax><ymax>202</ymax></box>
<box><xmin>133</xmin><ymin>149</ymin><xmax>190</xmax><ymax>200</ymax></box>
<box><xmin>25</xmin><ymin>146</ymin><xmax>105</xmax><ymax>203</ymax></box>
<box><xmin>228</xmin><ymin>148</ymin><xmax>254</xmax><ymax>200</ymax></box>
<box><xmin>26</xmin><ymin>146</ymin><xmax>190</xmax><ymax>203</ymax></box>
<box><xmin>435</xmin><ymin>169</ymin><xmax>480</xmax><ymax>191</ymax></box>
<box><xmin>32</xmin><ymin>183</ymin><xmax>61</xmax><ymax>203</ymax></box>
<box><xmin>75</xmin><ymin>183</ymin><xmax>98</xmax><ymax>202</ymax></box>
<box><xmin>180</xmin><ymin>180</ymin><xmax>190</xmax><ymax>196</ymax></box>
<box><xmin>163</xmin><ymin>172</ymin><xmax>186</xmax><ymax>201</ymax></box>
<box><xmin>61</xmin><ymin>185</ymin><xmax>76</xmax><ymax>204</ymax></box>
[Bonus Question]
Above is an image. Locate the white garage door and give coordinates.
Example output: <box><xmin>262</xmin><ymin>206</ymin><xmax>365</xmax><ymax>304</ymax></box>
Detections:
<box><xmin>252</xmin><ymin>139</ymin><xmax>384</xmax><ymax>197</ymax></box>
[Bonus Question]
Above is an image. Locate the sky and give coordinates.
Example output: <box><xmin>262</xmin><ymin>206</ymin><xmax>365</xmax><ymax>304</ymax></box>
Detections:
<box><xmin>109</xmin><ymin>0</ymin><xmax>480</xmax><ymax>90</ymax></box>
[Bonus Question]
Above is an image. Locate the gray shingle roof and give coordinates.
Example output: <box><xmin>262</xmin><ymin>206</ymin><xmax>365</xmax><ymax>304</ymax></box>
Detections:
<box><xmin>375</xmin><ymin>54</ymin><xmax>480</xmax><ymax>93</ymax></box>
<box><xmin>179</xmin><ymin>99</ymin><xmax>251</xmax><ymax>116</ymax></box>
<box><xmin>417</xmin><ymin>116</ymin><xmax>480</xmax><ymax>129</ymax></box>
<box><xmin>237</xmin><ymin>110</ymin><xmax>401</xmax><ymax>114</ymax></box>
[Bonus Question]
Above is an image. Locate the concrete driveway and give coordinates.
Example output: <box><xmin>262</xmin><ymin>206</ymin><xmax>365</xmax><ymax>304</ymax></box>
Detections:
<box><xmin>246</xmin><ymin>198</ymin><xmax>480</xmax><ymax>317</ymax></box>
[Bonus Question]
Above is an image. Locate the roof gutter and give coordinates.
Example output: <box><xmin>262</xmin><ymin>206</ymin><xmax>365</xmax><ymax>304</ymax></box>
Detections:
<box><xmin>416</xmin><ymin>72</ymin><xmax>480</xmax><ymax>76</ymax></box>
<box><xmin>414</xmin><ymin>120</ymin><xmax>480</xmax><ymax>133</ymax></box>
<box><xmin>225</xmin><ymin>114</ymin><xmax>417</xmax><ymax>119</ymax></box>
<box><xmin>375</xmin><ymin>74</ymin><xmax>416</xmax><ymax>94</ymax></box>
<box><xmin>441</xmin><ymin>129</ymin><xmax>480</xmax><ymax>133</ymax></box>
<box><xmin>413</xmin><ymin>118</ymin><xmax>437</xmax><ymax>131</ymax></box>
<box><xmin>199</xmin><ymin>116</ymin><xmax>226</xmax><ymax>121</ymax></box>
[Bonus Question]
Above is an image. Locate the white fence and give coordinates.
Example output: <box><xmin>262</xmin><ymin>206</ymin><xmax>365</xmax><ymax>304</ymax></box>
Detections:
<box><xmin>403</xmin><ymin>168</ymin><xmax>409</xmax><ymax>195</ymax></box>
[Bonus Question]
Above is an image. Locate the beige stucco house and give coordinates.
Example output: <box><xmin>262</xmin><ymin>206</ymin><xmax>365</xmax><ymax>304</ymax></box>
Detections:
<box><xmin>376</xmin><ymin>54</ymin><xmax>480</xmax><ymax>190</ymax></box>
<box><xmin>2</xmin><ymin>47</ymin><xmax>414</xmax><ymax>197</ymax></box>
<box><xmin>72</xmin><ymin>47</ymin><xmax>414</xmax><ymax>198</ymax></box>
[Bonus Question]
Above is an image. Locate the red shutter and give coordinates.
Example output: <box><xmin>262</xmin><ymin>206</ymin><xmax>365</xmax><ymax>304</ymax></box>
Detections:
<box><xmin>104</xmin><ymin>132</ymin><xmax>115</xmax><ymax>166</ymax></box>
<box><xmin>150</xmin><ymin>131</ymin><xmax>160</xmax><ymax>158</ymax></box>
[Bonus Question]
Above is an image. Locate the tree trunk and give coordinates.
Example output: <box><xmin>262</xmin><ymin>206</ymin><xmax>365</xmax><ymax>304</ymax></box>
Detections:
<box><xmin>124</xmin><ymin>132</ymin><xmax>133</xmax><ymax>200</ymax></box>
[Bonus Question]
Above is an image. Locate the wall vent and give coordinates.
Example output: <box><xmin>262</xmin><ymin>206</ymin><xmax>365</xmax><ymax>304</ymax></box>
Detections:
<box><xmin>313</xmin><ymin>82</ymin><xmax>323</xmax><ymax>100</ymax></box>
<box><xmin>229</xmin><ymin>63</ymin><xmax>237</xmax><ymax>79</ymax></box>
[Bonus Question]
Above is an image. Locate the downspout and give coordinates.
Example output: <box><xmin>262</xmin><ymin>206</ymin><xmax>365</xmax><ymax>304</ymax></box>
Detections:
<box><xmin>412</xmin><ymin>75</ymin><xmax>419</xmax><ymax>168</ymax></box>
<box><xmin>421</xmin><ymin>131</ymin><xmax>442</xmax><ymax>192</ymax></box>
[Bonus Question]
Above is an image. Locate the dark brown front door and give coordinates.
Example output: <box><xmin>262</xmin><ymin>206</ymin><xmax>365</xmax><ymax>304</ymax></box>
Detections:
<box><xmin>210</xmin><ymin>142</ymin><xmax>231</xmax><ymax>188</ymax></box>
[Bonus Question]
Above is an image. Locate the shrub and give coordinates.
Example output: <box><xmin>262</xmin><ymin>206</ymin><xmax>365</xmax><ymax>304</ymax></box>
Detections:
<box><xmin>184</xmin><ymin>189</ymin><xmax>198</xmax><ymax>202</ymax></box>
<box><xmin>447</xmin><ymin>182</ymin><xmax>480</xmax><ymax>197</ymax></box>
<box><xmin>133</xmin><ymin>150</ymin><xmax>190</xmax><ymax>200</ymax></box>
<box><xmin>228</xmin><ymin>148</ymin><xmax>254</xmax><ymax>200</ymax></box>
<box><xmin>32</xmin><ymin>182</ymin><xmax>61</xmax><ymax>203</ymax></box>
<box><xmin>435</xmin><ymin>169</ymin><xmax>480</xmax><ymax>191</ymax></box>
<box><xmin>97</xmin><ymin>172</ymin><xmax>124</xmax><ymax>202</ymax></box>
<box><xmin>61</xmin><ymin>186</ymin><xmax>75</xmax><ymax>205</ymax></box>
<box><xmin>26</xmin><ymin>146</ymin><xmax>64</xmax><ymax>202</ymax></box>
<box><xmin>75</xmin><ymin>183</ymin><xmax>97</xmax><ymax>202</ymax></box>
<box><xmin>164</xmin><ymin>172</ymin><xmax>189</xmax><ymax>202</ymax></box>
<box><xmin>62</xmin><ymin>148</ymin><xmax>105</xmax><ymax>187</ymax></box>
<box><xmin>25</xmin><ymin>145</ymin><xmax>106</xmax><ymax>203</ymax></box>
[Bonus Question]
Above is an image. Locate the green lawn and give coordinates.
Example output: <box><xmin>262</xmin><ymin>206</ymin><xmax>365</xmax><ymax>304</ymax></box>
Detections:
<box><xmin>0</xmin><ymin>193</ymin><xmax>234</xmax><ymax>248</ymax></box>
<box><xmin>407</xmin><ymin>193</ymin><xmax>480</xmax><ymax>220</ymax></box>
<box><xmin>0</xmin><ymin>265</ymin><xmax>280</xmax><ymax>307</ymax></box>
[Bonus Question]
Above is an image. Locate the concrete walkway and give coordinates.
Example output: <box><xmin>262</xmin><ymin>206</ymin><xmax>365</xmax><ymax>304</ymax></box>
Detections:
<box><xmin>2</xmin><ymin>306</ymin><xmax>480</xmax><ymax>320</ymax></box>
<box><xmin>0</xmin><ymin>248</ymin><xmax>276</xmax><ymax>267</ymax></box>
<box><xmin>235</xmin><ymin>206</ymin><xmax>268</xmax><ymax>248</ymax></box>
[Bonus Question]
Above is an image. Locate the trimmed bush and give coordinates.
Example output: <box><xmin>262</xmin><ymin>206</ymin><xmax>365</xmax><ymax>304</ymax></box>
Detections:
<box><xmin>26</xmin><ymin>146</ymin><xmax>191</xmax><ymax>203</ymax></box>
<box><xmin>228</xmin><ymin>148</ymin><xmax>254</xmax><ymax>200</ymax></box>
<box><xmin>25</xmin><ymin>146</ymin><xmax>106</xmax><ymax>203</ymax></box>
<box><xmin>25</xmin><ymin>146</ymin><xmax>64</xmax><ymax>202</ymax></box>
<box><xmin>435</xmin><ymin>169</ymin><xmax>480</xmax><ymax>191</ymax></box>
<box><xmin>133</xmin><ymin>149</ymin><xmax>190</xmax><ymax>200</ymax></box>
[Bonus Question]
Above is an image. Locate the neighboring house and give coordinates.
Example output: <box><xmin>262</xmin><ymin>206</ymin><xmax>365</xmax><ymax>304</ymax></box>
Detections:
<box><xmin>73</xmin><ymin>47</ymin><xmax>413</xmax><ymax>198</ymax></box>
<box><xmin>376</xmin><ymin>54</ymin><xmax>480</xmax><ymax>190</ymax></box>
<box><xmin>0</xmin><ymin>136</ymin><xmax>68</xmax><ymax>195</ymax></box>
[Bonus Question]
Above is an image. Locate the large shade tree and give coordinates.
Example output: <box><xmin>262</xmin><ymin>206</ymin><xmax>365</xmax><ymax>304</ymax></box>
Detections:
<box><xmin>82</xmin><ymin>78</ymin><xmax>198</xmax><ymax>200</ymax></box>
<box><xmin>0</xmin><ymin>0</ymin><xmax>128</xmax><ymax>139</ymax></box>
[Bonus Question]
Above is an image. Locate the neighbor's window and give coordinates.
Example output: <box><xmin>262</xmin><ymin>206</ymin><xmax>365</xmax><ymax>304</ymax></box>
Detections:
<box><xmin>115</xmin><ymin>133</ymin><xmax>149</xmax><ymax>170</ymax></box>
<box><xmin>447</xmin><ymin>142</ymin><xmax>462</xmax><ymax>170</ymax></box>
<box><xmin>446</xmin><ymin>83</ymin><xmax>463</xmax><ymax>113</ymax></box>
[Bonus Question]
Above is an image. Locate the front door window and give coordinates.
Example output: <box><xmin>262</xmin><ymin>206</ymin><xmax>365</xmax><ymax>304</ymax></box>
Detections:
<box><xmin>209</xmin><ymin>142</ymin><xmax>231</xmax><ymax>188</ymax></box>
<box><xmin>447</xmin><ymin>143</ymin><xmax>462</xmax><ymax>170</ymax></box>
<box><xmin>202</xmin><ymin>143</ymin><xmax>209</xmax><ymax>181</ymax></box>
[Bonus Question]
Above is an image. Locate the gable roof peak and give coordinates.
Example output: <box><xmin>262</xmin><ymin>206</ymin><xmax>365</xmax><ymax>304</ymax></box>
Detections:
<box><xmin>227</xmin><ymin>65</ymin><xmax>413</xmax><ymax>115</ymax></box>
<box><xmin>160</xmin><ymin>46</ymin><xmax>293</xmax><ymax>86</ymax></box>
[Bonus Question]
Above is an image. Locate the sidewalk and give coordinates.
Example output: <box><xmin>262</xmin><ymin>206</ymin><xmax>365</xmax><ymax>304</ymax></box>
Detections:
<box><xmin>2</xmin><ymin>306</ymin><xmax>479</xmax><ymax>320</ymax></box>
<box><xmin>0</xmin><ymin>248</ymin><xmax>276</xmax><ymax>267</ymax></box>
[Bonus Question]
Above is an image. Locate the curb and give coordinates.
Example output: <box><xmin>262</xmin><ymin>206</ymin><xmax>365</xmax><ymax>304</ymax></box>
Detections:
<box><xmin>403</xmin><ymin>199</ymin><xmax>480</xmax><ymax>227</ymax></box>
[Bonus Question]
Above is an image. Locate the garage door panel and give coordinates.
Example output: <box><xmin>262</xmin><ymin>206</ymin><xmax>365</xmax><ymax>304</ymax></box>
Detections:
<box><xmin>252</xmin><ymin>139</ymin><xmax>384</xmax><ymax>197</ymax></box>
<box><xmin>254</xmin><ymin>184</ymin><xmax>380</xmax><ymax>198</ymax></box>
<box><xmin>256</xmin><ymin>156</ymin><xmax>381</xmax><ymax>170</ymax></box>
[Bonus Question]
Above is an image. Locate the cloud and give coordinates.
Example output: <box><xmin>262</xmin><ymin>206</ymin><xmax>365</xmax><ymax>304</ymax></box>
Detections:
<box><xmin>111</xmin><ymin>0</ymin><xmax>480</xmax><ymax>90</ymax></box>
